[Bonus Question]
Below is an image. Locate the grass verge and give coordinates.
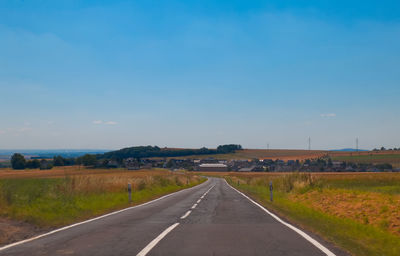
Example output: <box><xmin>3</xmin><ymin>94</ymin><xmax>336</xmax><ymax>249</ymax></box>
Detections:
<box><xmin>225</xmin><ymin>173</ymin><xmax>400</xmax><ymax>256</ymax></box>
<box><xmin>0</xmin><ymin>170</ymin><xmax>205</xmax><ymax>228</ymax></box>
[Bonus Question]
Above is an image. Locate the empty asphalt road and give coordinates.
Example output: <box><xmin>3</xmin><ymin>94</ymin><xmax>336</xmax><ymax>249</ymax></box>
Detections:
<box><xmin>0</xmin><ymin>178</ymin><xmax>347</xmax><ymax>256</ymax></box>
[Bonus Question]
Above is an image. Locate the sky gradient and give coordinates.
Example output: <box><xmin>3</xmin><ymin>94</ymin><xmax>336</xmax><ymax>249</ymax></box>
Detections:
<box><xmin>1</xmin><ymin>0</ymin><xmax>399</xmax><ymax>150</ymax></box>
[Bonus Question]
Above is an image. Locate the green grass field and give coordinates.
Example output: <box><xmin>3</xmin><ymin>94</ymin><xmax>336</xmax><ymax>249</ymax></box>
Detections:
<box><xmin>0</xmin><ymin>171</ymin><xmax>205</xmax><ymax>227</ymax></box>
<box><xmin>223</xmin><ymin>172</ymin><xmax>400</xmax><ymax>256</ymax></box>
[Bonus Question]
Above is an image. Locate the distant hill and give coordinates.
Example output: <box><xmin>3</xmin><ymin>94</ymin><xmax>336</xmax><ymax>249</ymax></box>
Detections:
<box><xmin>100</xmin><ymin>145</ymin><xmax>242</xmax><ymax>160</ymax></box>
<box><xmin>330</xmin><ymin>148</ymin><xmax>368</xmax><ymax>152</ymax></box>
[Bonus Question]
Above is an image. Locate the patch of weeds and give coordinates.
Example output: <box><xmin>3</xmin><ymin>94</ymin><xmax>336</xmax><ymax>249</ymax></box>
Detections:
<box><xmin>380</xmin><ymin>205</ymin><xmax>389</xmax><ymax>214</ymax></box>
<box><xmin>379</xmin><ymin>219</ymin><xmax>390</xmax><ymax>230</ymax></box>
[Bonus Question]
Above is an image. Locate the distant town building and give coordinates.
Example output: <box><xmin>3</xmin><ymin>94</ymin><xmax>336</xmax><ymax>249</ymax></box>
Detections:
<box><xmin>199</xmin><ymin>163</ymin><xmax>228</xmax><ymax>172</ymax></box>
<box><xmin>332</xmin><ymin>161</ymin><xmax>343</xmax><ymax>168</ymax></box>
<box><xmin>238</xmin><ymin>166</ymin><xmax>265</xmax><ymax>172</ymax></box>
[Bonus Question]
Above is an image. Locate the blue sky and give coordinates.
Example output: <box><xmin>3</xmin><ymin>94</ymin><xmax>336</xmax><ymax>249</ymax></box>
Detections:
<box><xmin>1</xmin><ymin>0</ymin><xmax>399</xmax><ymax>150</ymax></box>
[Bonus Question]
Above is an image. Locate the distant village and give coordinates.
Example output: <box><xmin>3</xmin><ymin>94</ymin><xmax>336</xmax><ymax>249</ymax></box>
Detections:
<box><xmin>122</xmin><ymin>157</ymin><xmax>399</xmax><ymax>173</ymax></box>
<box><xmin>4</xmin><ymin>144</ymin><xmax>399</xmax><ymax>172</ymax></box>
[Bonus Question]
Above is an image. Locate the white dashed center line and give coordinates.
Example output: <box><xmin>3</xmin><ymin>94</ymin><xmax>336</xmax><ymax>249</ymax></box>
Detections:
<box><xmin>137</xmin><ymin>184</ymin><xmax>215</xmax><ymax>256</ymax></box>
<box><xmin>136</xmin><ymin>223</ymin><xmax>180</xmax><ymax>256</ymax></box>
<box><xmin>180</xmin><ymin>210</ymin><xmax>192</xmax><ymax>219</ymax></box>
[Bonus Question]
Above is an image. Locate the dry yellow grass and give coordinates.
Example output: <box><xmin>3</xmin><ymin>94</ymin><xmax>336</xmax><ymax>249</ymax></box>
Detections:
<box><xmin>0</xmin><ymin>166</ymin><xmax>170</xmax><ymax>179</ymax></box>
<box><xmin>291</xmin><ymin>189</ymin><xmax>400</xmax><ymax>235</ymax></box>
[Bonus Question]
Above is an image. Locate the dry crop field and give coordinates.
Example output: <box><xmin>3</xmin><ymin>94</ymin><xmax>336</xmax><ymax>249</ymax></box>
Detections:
<box><xmin>174</xmin><ymin>149</ymin><xmax>400</xmax><ymax>168</ymax></box>
<box><xmin>0</xmin><ymin>167</ymin><xmax>205</xmax><ymax>246</ymax></box>
<box><xmin>329</xmin><ymin>150</ymin><xmax>400</xmax><ymax>168</ymax></box>
<box><xmin>0</xmin><ymin>166</ymin><xmax>159</xmax><ymax>179</ymax></box>
<box><xmin>212</xmin><ymin>172</ymin><xmax>400</xmax><ymax>256</ymax></box>
<box><xmin>156</xmin><ymin>149</ymin><xmax>328</xmax><ymax>161</ymax></box>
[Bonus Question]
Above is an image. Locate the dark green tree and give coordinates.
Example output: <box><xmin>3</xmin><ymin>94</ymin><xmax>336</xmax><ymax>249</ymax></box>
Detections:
<box><xmin>77</xmin><ymin>154</ymin><xmax>97</xmax><ymax>166</ymax></box>
<box><xmin>53</xmin><ymin>155</ymin><xmax>65</xmax><ymax>166</ymax></box>
<box><xmin>26</xmin><ymin>159</ymin><xmax>40</xmax><ymax>169</ymax></box>
<box><xmin>11</xmin><ymin>153</ymin><xmax>26</xmax><ymax>170</ymax></box>
<box><xmin>40</xmin><ymin>159</ymin><xmax>53</xmax><ymax>170</ymax></box>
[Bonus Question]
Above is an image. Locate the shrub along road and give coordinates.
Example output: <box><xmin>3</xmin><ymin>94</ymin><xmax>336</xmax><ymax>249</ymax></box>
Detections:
<box><xmin>0</xmin><ymin>178</ymin><xmax>347</xmax><ymax>256</ymax></box>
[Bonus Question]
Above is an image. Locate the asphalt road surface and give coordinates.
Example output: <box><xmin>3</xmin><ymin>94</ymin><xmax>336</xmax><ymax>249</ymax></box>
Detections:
<box><xmin>0</xmin><ymin>178</ymin><xmax>348</xmax><ymax>256</ymax></box>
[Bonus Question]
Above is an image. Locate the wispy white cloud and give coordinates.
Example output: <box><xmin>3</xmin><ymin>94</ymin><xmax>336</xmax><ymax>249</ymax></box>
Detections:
<box><xmin>320</xmin><ymin>113</ymin><xmax>336</xmax><ymax>118</ymax></box>
<box><xmin>17</xmin><ymin>127</ymin><xmax>32</xmax><ymax>132</ymax></box>
<box><xmin>92</xmin><ymin>120</ymin><xmax>117</xmax><ymax>125</ymax></box>
<box><xmin>3</xmin><ymin>126</ymin><xmax>33</xmax><ymax>135</ymax></box>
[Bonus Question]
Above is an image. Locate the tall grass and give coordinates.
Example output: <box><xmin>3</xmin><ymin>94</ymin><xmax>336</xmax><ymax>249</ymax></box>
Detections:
<box><xmin>0</xmin><ymin>172</ymin><xmax>205</xmax><ymax>227</ymax></box>
<box><xmin>225</xmin><ymin>173</ymin><xmax>400</xmax><ymax>256</ymax></box>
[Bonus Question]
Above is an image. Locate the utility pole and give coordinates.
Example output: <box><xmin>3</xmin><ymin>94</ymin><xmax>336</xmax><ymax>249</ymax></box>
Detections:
<box><xmin>308</xmin><ymin>137</ymin><xmax>311</xmax><ymax>151</ymax></box>
<box><xmin>267</xmin><ymin>143</ymin><xmax>269</xmax><ymax>150</ymax></box>
<box><xmin>356</xmin><ymin>138</ymin><xmax>359</xmax><ymax>153</ymax></box>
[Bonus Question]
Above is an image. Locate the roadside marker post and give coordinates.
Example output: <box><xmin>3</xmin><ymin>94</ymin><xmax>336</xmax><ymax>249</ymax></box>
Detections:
<box><xmin>269</xmin><ymin>181</ymin><xmax>273</xmax><ymax>202</ymax></box>
<box><xmin>128</xmin><ymin>183</ymin><xmax>132</xmax><ymax>203</ymax></box>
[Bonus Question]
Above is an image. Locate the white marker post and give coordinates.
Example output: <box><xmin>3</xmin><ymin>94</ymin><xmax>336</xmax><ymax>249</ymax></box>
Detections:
<box><xmin>128</xmin><ymin>183</ymin><xmax>132</xmax><ymax>203</ymax></box>
<box><xmin>269</xmin><ymin>181</ymin><xmax>273</xmax><ymax>202</ymax></box>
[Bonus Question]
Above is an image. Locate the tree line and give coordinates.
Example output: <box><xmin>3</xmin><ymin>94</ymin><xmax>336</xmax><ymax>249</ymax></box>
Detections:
<box><xmin>100</xmin><ymin>144</ymin><xmax>242</xmax><ymax>161</ymax></box>
<box><xmin>372</xmin><ymin>147</ymin><xmax>400</xmax><ymax>151</ymax></box>
<box><xmin>9</xmin><ymin>144</ymin><xmax>243</xmax><ymax>169</ymax></box>
<box><xmin>11</xmin><ymin>154</ymin><xmax>78</xmax><ymax>170</ymax></box>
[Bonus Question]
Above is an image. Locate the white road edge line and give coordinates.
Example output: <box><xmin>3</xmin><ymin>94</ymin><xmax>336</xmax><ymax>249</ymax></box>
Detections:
<box><xmin>136</xmin><ymin>223</ymin><xmax>180</xmax><ymax>256</ymax></box>
<box><xmin>0</xmin><ymin>179</ymin><xmax>210</xmax><ymax>252</ymax></box>
<box><xmin>180</xmin><ymin>210</ymin><xmax>192</xmax><ymax>219</ymax></box>
<box><xmin>224</xmin><ymin>180</ymin><xmax>336</xmax><ymax>256</ymax></box>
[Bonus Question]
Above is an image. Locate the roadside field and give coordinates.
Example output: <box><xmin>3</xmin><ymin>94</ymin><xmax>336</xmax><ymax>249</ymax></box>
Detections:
<box><xmin>0</xmin><ymin>167</ymin><xmax>205</xmax><ymax>246</ymax></box>
<box><xmin>0</xmin><ymin>166</ymin><xmax>156</xmax><ymax>179</ymax></box>
<box><xmin>199</xmin><ymin>172</ymin><xmax>400</xmax><ymax>256</ymax></box>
